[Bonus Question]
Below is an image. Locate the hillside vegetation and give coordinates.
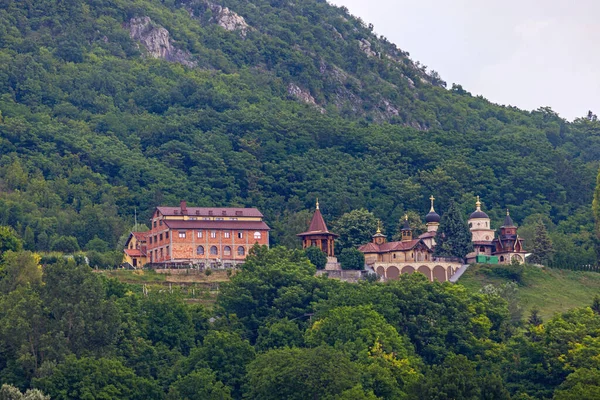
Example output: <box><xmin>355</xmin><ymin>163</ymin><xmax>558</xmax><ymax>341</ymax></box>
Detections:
<box><xmin>0</xmin><ymin>0</ymin><xmax>599</xmax><ymax>264</ymax></box>
<box><xmin>459</xmin><ymin>264</ymin><xmax>600</xmax><ymax>319</ymax></box>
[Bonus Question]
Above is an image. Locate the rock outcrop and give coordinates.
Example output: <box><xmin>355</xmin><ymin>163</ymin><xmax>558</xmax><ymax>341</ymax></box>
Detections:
<box><xmin>208</xmin><ymin>3</ymin><xmax>250</xmax><ymax>37</ymax></box>
<box><xmin>287</xmin><ymin>83</ymin><xmax>325</xmax><ymax>113</ymax></box>
<box><xmin>185</xmin><ymin>1</ymin><xmax>251</xmax><ymax>37</ymax></box>
<box><xmin>126</xmin><ymin>17</ymin><xmax>196</xmax><ymax>67</ymax></box>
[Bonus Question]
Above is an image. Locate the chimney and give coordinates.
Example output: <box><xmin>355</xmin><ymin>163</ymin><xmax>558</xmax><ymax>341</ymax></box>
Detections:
<box><xmin>180</xmin><ymin>200</ymin><xmax>187</xmax><ymax>214</ymax></box>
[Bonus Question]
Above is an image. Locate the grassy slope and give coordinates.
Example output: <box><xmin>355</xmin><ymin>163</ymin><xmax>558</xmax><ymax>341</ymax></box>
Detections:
<box><xmin>458</xmin><ymin>264</ymin><xmax>600</xmax><ymax>320</ymax></box>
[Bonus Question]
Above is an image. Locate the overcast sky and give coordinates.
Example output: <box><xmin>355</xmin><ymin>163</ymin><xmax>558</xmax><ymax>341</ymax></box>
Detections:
<box><xmin>329</xmin><ymin>0</ymin><xmax>599</xmax><ymax>121</ymax></box>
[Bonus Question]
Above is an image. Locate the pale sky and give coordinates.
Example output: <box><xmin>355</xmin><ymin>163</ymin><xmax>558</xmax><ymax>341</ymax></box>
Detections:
<box><xmin>329</xmin><ymin>0</ymin><xmax>599</xmax><ymax>121</ymax></box>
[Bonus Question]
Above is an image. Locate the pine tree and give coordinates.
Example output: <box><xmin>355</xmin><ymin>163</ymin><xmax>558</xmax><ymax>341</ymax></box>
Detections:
<box><xmin>592</xmin><ymin>295</ymin><xmax>600</xmax><ymax>315</ymax></box>
<box><xmin>434</xmin><ymin>201</ymin><xmax>473</xmax><ymax>259</ymax></box>
<box><xmin>528</xmin><ymin>219</ymin><xmax>554</xmax><ymax>265</ymax></box>
<box><xmin>528</xmin><ymin>307</ymin><xmax>543</xmax><ymax>326</ymax></box>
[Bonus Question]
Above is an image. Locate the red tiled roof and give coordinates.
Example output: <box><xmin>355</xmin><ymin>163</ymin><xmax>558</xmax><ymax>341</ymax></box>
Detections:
<box><xmin>157</xmin><ymin>206</ymin><xmax>264</xmax><ymax>218</ymax></box>
<box><xmin>359</xmin><ymin>239</ymin><xmax>423</xmax><ymax>253</ymax></box>
<box><xmin>297</xmin><ymin>209</ymin><xmax>338</xmax><ymax>237</ymax></box>
<box><xmin>132</xmin><ymin>232</ymin><xmax>148</xmax><ymax>241</ymax></box>
<box><xmin>163</xmin><ymin>220</ymin><xmax>270</xmax><ymax>230</ymax></box>
<box><xmin>124</xmin><ymin>249</ymin><xmax>144</xmax><ymax>257</ymax></box>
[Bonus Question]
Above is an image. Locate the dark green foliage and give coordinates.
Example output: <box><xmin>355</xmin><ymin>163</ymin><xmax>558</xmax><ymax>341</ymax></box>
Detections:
<box><xmin>333</xmin><ymin>209</ymin><xmax>378</xmax><ymax>252</ymax></box>
<box><xmin>33</xmin><ymin>356</ymin><xmax>162</xmax><ymax>400</ymax></box>
<box><xmin>339</xmin><ymin>247</ymin><xmax>365</xmax><ymax>270</ymax></box>
<box><xmin>592</xmin><ymin>295</ymin><xmax>600</xmax><ymax>315</ymax></box>
<box><xmin>482</xmin><ymin>263</ymin><xmax>525</xmax><ymax>284</ymax></box>
<box><xmin>304</xmin><ymin>246</ymin><xmax>327</xmax><ymax>270</ymax></box>
<box><xmin>167</xmin><ymin>368</ymin><xmax>232</xmax><ymax>400</ymax></box>
<box><xmin>527</xmin><ymin>307</ymin><xmax>543</xmax><ymax>326</ymax></box>
<box><xmin>49</xmin><ymin>236</ymin><xmax>80</xmax><ymax>254</ymax></box>
<box><xmin>434</xmin><ymin>201</ymin><xmax>473</xmax><ymax>258</ymax></box>
<box><xmin>528</xmin><ymin>219</ymin><xmax>554</xmax><ymax>265</ymax></box>
<box><xmin>244</xmin><ymin>346</ymin><xmax>361</xmax><ymax>400</ymax></box>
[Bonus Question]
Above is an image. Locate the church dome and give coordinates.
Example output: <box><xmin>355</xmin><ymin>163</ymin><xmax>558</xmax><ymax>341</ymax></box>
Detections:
<box><xmin>469</xmin><ymin>196</ymin><xmax>489</xmax><ymax>220</ymax></box>
<box><xmin>469</xmin><ymin>210</ymin><xmax>489</xmax><ymax>219</ymax></box>
<box><xmin>425</xmin><ymin>210</ymin><xmax>441</xmax><ymax>223</ymax></box>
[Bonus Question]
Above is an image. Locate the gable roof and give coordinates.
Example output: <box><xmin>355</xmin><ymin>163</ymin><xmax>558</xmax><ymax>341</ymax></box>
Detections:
<box><xmin>358</xmin><ymin>239</ymin><xmax>428</xmax><ymax>253</ymax></box>
<box><xmin>297</xmin><ymin>209</ymin><xmax>338</xmax><ymax>237</ymax></box>
<box><xmin>156</xmin><ymin>206</ymin><xmax>263</xmax><ymax>218</ymax></box>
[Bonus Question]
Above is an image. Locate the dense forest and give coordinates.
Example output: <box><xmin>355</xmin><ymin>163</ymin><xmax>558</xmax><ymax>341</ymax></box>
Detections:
<box><xmin>0</xmin><ymin>0</ymin><xmax>599</xmax><ymax>266</ymax></box>
<box><xmin>1</xmin><ymin>246</ymin><xmax>600</xmax><ymax>399</ymax></box>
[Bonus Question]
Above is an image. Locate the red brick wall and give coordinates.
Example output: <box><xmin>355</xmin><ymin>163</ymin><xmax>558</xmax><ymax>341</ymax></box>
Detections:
<box><xmin>147</xmin><ymin>227</ymin><xmax>269</xmax><ymax>263</ymax></box>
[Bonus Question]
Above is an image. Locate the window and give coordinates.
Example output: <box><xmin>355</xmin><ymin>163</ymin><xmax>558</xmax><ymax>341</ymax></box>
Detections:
<box><xmin>149</xmin><ymin>236</ymin><xmax>152</xmax><ymax>244</ymax></box>
<box><xmin>480</xmin><ymin>246</ymin><xmax>485</xmax><ymax>252</ymax></box>
<box><xmin>224</xmin><ymin>231</ymin><xmax>231</xmax><ymax>239</ymax></box>
<box><xmin>238</xmin><ymin>231</ymin><xmax>243</xmax><ymax>239</ymax></box>
<box><xmin>160</xmin><ymin>248</ymin><xmax>163</xmax><ymax>259</ymax></box>
<box><xmin>166</xmin><ymin>232</ymin><xmax>169</xmax><ymax>239</ymax></box>
<box><xmin>197</xmin><ymin>246</ymin><xmax>204</xmax><ymax>255</ymax></box>
<box><xmin>469</xmin><ymin>223</ymin><xmax>472</xmax><ymax>228</ymax></box>
<box><xmin>211</xmin><ymin>231</ymin><xmax>217</xmax><ymax>239</ymax></box>
<box><xmin>197</xmin><ymin>231</ymin><xmax>203</xmax><ymax>239</ymax></box>
<box><xmin>237</xmin><ymin>246</ymin><xmax>245</xmax><ymax>256</ymax></box>
<box><xmin>159</xmin><ymin>233</ymin><xmax>163</xmax><ymax>241</ymax></box>
<box><xmin>254</xmin><ymin>232</ymin><xmax>261</xmax><ymax>240</ymax></box>
<box><xmin>159</xmin><ymin>220</ymin><xmax>163</xmax><ymax>226</ymax></box>
<box><xmin>215</xmin><ymin>217</ymin><xmax>224</xmax><ymax>221</ymax></box>
<box><xmin>224</xmin><ymin>246</ymin><xmax>231</xmax><ymax>256</ymax></box>
<box><xmin>178</xmin><ymin>231</ymin><xmax>186</xmax><ymax>238</ymax></box>
<box><xmin>210</xmin><ymin>246</ymin><xmax>218</xmax><ymax>255</ymax></box>
<box><xmin>166</xmin><ymin>246</ymin><xmax>169</xmax><ymax>257</ymax></box>
<box><xmin>153</xmin><ymin>221</ymin><xmax>157</xmax><ymax>228</ymax></box>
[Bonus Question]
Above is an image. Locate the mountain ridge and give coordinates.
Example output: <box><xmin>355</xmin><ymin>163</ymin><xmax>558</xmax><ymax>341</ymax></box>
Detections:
<box><xmin>0</xmin><ymin>0</ymin><xmax>598</xmax><ymax>264</ymax></box>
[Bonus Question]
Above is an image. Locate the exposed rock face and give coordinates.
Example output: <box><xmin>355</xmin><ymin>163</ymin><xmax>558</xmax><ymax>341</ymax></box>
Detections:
<box><xmin>288</xmin><ymin>83</ymin><xmax>325</xmax><ymax>113</ymax></box>
<box><xmin>186</xmin><ymin>1</ymin><xmax>251</xmax><ymax>37</ymax></box>
<box><xmin>208</xmin><ymin>3</ymin><xmax>250</xmax><ymax>37</ymax></box>
<box><xmin>126</xmin><ymin>17</ymin><xmax>196</xmax><ymax>67</ymax></box>
<box><xmin>358</xmin><ymin>39</ymin><xmax>377</xmax><ymax>58</ymax></box>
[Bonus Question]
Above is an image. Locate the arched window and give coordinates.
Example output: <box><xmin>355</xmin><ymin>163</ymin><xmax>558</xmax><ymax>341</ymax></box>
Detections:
<box><xmin>469</xmin><ymin>223</ymin><xmax>472</xmax><ymax>228</ymax></box>
<box><xmin>480</xmin><ymin>246</ymin><xmax>485</xmax><ymax>252</ymax></box>
<box><xmin>237</xmin><ymin>246</ymin><xmax>245</xmax><ymax>256</ymax></box>
<box><xmin>197</xmin><ymin>245</ymin><xmax>204</xmax><ymax>255</ymax></box>
<box><xmin>500</xmin><ymin>256</ymin><xmax>505</xmax><ymax>262</ymax></box>
<box><xmin>254</xmin><ymin>231</ymin><xmax>261</xmax><ymax>240</ymax></box>
<box><xmin>210</xmin><ymin>246</ymin><xmax>218</xmax><ymax>255</ymax></box>
<box><xmin>224</xmin><ymin>246</ymin><xmax>231</xmax><ymax>256</ymax></box>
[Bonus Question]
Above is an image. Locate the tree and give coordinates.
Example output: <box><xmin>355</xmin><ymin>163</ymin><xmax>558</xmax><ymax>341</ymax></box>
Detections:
<box><xmin>0</xmin><ymin>384</ymin><xmax>49</xmax><ymax>400</ymax></box>
<box><xmin>183</xmin><ymin>331</ymin><xmax>255</xmax><ymax>398</ymax></box>
<box><xmin>333</xmin><ymin>209</ymin><xmax>378</xmax><ymax>251</ymax></box>
<box><xmin>528</xmin><ymin>307</ymin><xmax>543</xmax><ymax>326</ymax></box>
<box><xmin>50</xmin><ymin>236</ymin><xmax>80</xmax><ymax>253</ymax></box>
<box><xmin>305</xmin><ymin>246</ymin><xmax>327</xmax><ymax>270</ymax></box>
<box><xmin>592</xmin><ymin>296</ymin><xmax>600</xmax><ymax>315</ymax></box>
<box><xmin>393</xmin><ymin>211</ymin><xmax>425</xmax><ymax>240</ymax></box>
<box><xmin>554</xmin><ymin>368</ymin><xmax>600</xmax><ymax>400</ymax></box>
<box><xmin>593</xmin><ymin>167</ymin><xmax>600</xmax><ymax>257</ymax></box>
<box><xmin>0</xmin><ymin>251</ymin><xmax>43</xmax><ymax>293</ymax></box>
<box><xmin>33</xmin><ymin>356</ymin><xmax>161</xmax><ymax>400</ymax></box>
<box><xmin>528</xmin><ymin>219</ymin><xmax>553</xmax><ymax>265</ymax></box>
<box><xmin>167</xmin><ymin>369</ymin><xmax>232</xmax><ymax>400</ymax></box>
<box><xmin>0</xmin><ymin>226</ymin><xmax>22</xmax><ymax>255</ymax></box>
<box><xmin>244</xmin><ymin>347</ymin><xmax>361</xmax><ymax>400</ymax></box>
<box><xmin>434</xmin><ymin>201</ymin><xmax>473</xmax><ymax>258</ymax></box>
<box><xmin>339</xmin><ymin>247</ymin><xmax>365</xmax><ymax>270</ymax></box>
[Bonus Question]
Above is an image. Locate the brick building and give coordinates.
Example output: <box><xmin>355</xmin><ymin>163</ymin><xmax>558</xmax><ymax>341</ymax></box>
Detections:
<box><xmin>144</xmin><ymin>201</ymin><xmax>270</xmax><ymax>268</ymax></box>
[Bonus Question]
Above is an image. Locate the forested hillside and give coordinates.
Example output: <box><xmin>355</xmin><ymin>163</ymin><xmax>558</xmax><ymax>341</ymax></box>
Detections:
<box><xmin>3</xmin><ymin>247</ymin><xmax>600</xmax><ymax>399</ymax></box>
<box><xmin>0</xmin><ymin>0</ymin><xmax>599</xmax><ymax>263</ymax></box>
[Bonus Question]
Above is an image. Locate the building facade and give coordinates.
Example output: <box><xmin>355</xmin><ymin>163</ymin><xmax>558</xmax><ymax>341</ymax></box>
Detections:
<box><xmin>143</xmin><ymin>201</ymin><xmax>270</xmax><ymax>268</ymax></box>
<box><xmin>123</xmin><ymin>231</ymin><xmax>148</xmax><ymax>268</ymax></box>
<box><xmin>298</xmin><ymin>200</ymin><xmax>341</xmax><ymax>270</ymax></box>
<box><xmin>359</xmin><ymin>195</ymin><xmax>529</xmax><ymax>282</ymax></box>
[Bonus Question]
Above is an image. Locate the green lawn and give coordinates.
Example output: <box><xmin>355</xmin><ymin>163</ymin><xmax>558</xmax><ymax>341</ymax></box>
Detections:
<box><xmin>458</xmin><ymin>264</ymin><xmax>600</xmax><ymax>320</ymax></box>
<box><xmin>97</xmin><ymin>269</ymin><xmax>167</xmax><ymax>283</ymax></box>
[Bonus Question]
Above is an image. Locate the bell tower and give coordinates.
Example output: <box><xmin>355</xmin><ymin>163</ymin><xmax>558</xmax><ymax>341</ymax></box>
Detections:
<box><xmin>372</xmin><ymin>220</ymin><xmax>386</xmax><ymax>245</ymax></box>
<box><xmin>401</xmin><ymin>215</ymin><xmax>412</xmax><ymax>242</ymax></box>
